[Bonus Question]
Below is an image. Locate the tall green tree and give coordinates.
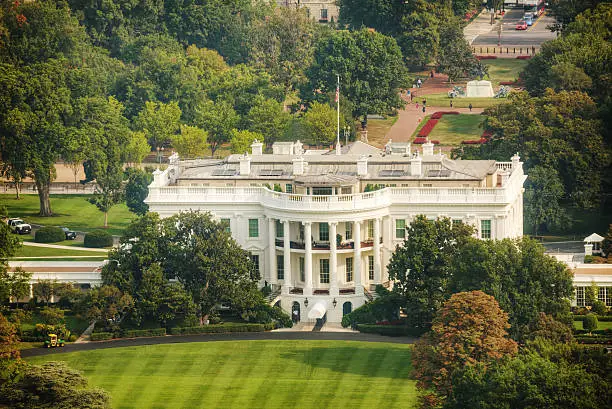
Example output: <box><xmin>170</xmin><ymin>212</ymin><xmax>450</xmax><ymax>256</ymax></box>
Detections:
<box><xmin>172</xmin><ymin>125</ymin><xmax>209</xmax><ymax>158</ymax></box>
<box><xmin>524</xmin><ymin>165</ymin><xmax>569</xmax><ymax>235</ymax></box>
<box><xmin>124</xmin><ymin>167</ymin><xmax>153</xmax><ymax>216</ymax></box>
<box><xmin>135</xmin><ymin>100</ymin><xmax>181</xmax><ymax>150</ymax></box>
<box><xmin>302</xmin><ymin>102</ymin><xmax>345</xmax><ymax>147</ymax></box>
<box><xmin>437</xmin><ymin>18</ymin><xmax>483</xmax><ymax>81</ymax></box>
<box><xmin>229</xmin><ymin>129</ymin><xmax>263</xmax><ymax>155</ymax></box>
<box><xmin>193</xmin><ymin>99</ymin><xmax>239</xmax><ymax>155</ymax></box>
<box><xmin>387</xmin><ymin>216</ymin><xmax>474</xmax><ymax>329</ymax></box>
<box><xmin>306</xmin><ymin>28</ymin><xmax>408</xmax><ymax>123</ymax></box>
<box><xmin>245</xmin><ymin>95</ymin><xmax>290</xmax><ymax>147</ymax></box>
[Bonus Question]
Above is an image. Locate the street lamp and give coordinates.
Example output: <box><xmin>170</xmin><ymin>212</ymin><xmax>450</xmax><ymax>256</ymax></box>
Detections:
<box><xmin>332</xmin><ymin>298</ymin><xmax>337</xmax><ymax>308</ymax></box>
<box><xmin>304</xmin><ymin>298</ymin><xmax>309</xmax><ymax>307</ymax></box>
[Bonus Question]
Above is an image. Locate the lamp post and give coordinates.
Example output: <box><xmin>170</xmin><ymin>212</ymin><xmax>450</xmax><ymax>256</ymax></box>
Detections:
<box><xmin>343</xmin><ymin>126</ymin><xmax>349</xmax><ymax>147</ymax></box>
<box><xmin>332</xmin><ymin>298</ymin><xmax>337</xmax><ymax>308</ymax></box>
<box><xmin>304</xmin><ymin>297</ymin><xmax>309</xmax><ymax>308</ymax></box>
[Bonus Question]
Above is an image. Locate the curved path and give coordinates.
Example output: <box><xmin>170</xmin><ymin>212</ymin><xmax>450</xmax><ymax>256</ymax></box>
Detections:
<box><xmin>21</xmin><ymin>332</ymin><xmax>416</xmax><ymax>358</ymax></box>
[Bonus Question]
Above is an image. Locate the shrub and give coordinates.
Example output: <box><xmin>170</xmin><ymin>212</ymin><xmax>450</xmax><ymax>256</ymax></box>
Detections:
<box><xmin>33</xmin><ymin>323</ymin><xmax>70</xmax><ymax>339</ymax></box>
<box><xmin>357</xmin><ymin>324</ymin><xmax>425</xmax><ymax>337</ymax></box>
<box><xmin>169</xmin><ymin>323</ymin><xmax>268</xmax><ymax>335</ymax></box>
<box><xmin>596</xmin><ymin>315</ymin><xmax>612</xmax><ymax>322</ymax></box>
<box><xmin>476</xmin><ymin>55</ymin><xmax>497</xmax><ymax>60</ymax></box>
<box><xmin>591</xmin><ymin>301</ymin><xmax>608</xmax><ymax>315</ymax></box>
<box><xmin>84</xmin><ymin>230</ymin><xmax>113</xmax><ymax>248</ymax></box>
<box><xmin>122</xmin><ymin>328</ymin><xmax>166</xmax><ymax>338</ymax></box>
<box><xmin>39</xmin><ymin>307</ymin><xmax>65</xmax><ymax>325</ymax></box>
<box><xmin>90</xmin><ymin>332</ymin><xmax>112</xmax><ymax>341</ymax></box>
<box><xmin>241</xmin><ymin>304</ymin><xmax>293</xmax><ymax>328</ymax></box>
<box><xmin>462</xmin><ymin>138</ymin><xmax>488</xmax><ymax>144</ymax></box>
<box><xmin>34</xmin><ymin>226</ymin><xmax>65</xmax><ymax>243</ymax></box>
<box><xmin>516</xmin><ymin>55</ymin><xmax>531</xmax><ymax>60</ymax></box>
<box><xmin>583</xmin><ymin>314</ymin><xmax>598</xmax><ymax>332</ymax></box>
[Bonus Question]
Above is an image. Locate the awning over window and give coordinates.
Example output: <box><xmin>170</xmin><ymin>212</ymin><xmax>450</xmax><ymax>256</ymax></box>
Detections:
<box><xmin>307</xmin><ymin>302</ymin><xmax>327</xmax><ymax>319</ymax></box>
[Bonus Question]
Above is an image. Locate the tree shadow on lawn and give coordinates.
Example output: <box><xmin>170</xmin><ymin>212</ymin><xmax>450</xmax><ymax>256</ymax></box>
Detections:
<box><xmin>280</xmin><ymin>345</ymin><xmax>414</xmax><ymax>379</ymax></box>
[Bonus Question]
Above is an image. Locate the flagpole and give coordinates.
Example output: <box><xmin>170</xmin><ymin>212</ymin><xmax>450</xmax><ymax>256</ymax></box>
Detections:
<box><xmin>336</xmin><ymin>74</ymin><xmax>341</xmax><ymax>155</ymax></box>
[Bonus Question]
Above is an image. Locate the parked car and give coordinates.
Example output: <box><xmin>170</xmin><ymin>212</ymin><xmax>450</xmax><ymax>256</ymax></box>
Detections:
<box><xmin>60</xmin><ymin>226</ymin><xmax>77</xmax><ymax>240</ymax></box>
<box><xmin>6</xmin><ymin>218</ymin><xmax>32</xmax><ymax>235</ymax></box>
<box><xmin>516</xmin><ymin>20</ymin><xmax>527</xmax><ymax>30</ymax></box>
<box><xmin>524</xmin><ymin>13</ymin><xmax>534</xmax><ymax>26</ymax></box>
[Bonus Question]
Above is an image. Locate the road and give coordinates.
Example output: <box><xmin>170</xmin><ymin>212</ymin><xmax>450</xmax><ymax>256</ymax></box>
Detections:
<box><xmin>21</xmin><ymin>331</ymin><xmax>417</xmax><ymax>358</ymax></box>
<box><xmin>472</xmin><ymin>7</ymin><xmax>557</xmax><ymax>46</ymax></box>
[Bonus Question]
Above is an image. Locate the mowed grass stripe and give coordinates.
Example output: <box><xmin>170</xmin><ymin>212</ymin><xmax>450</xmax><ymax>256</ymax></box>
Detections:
<box><xmin>27</xmin><ymin>340</ymin><xmax>417</xmax><ymax>409</ymax></box>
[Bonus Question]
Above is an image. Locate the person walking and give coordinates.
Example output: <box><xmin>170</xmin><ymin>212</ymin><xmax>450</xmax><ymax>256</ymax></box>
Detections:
<box><xmin>430</xmin><ymin>70</ymin><xmax>434</xmax><ymax>78</ymax></box>
<box><xmin>450</xmin><ymin>100</ymin><xmax>453</xmax><ymax>108</ymax></box>
<box><xmin>422</xmin><ymin>105</ymin><xmax>426</xmax><ymax>113</ymax></box>
<box><xmin>468</xmin><ymin>103</ymin><xmax>473</xmax><ymax>112</ymax></box>
<box><xmin>416</xmin><ymin>102</ymin><xmax>419</xmax><ymax>110</ymax></box>
<box><xmin>417</xmin><ymin>78</ymin><xmax>422</xmax><ymax>88</ymax></box>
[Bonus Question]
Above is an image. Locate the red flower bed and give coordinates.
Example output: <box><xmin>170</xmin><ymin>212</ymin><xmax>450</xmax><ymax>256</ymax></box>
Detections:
<box><xmin>482</xmin><ymin>130</ymin><xmax>493</xmax><ymax>138</ymax></box>
<box><xmin>516</xmin><ymin>55</ymin><xmax>532</xmax><ymax>60</ymax></box>
<box><xmin>431</xmin><ymin>111</ymin><xmax>460</xmax><ymax>119</ymax></box>
<box><xmin>499</xmin><ymin>81</ymin><xmax>516</xmax><ymax>86</ymax></box>
<box><xmin>413</xmin><ymin>138</ymin><xmax>440</xmax><ymax>145</ymax></box>
<box><xmin>375</xmin><ymin>319</ymin><xmax>406</xmax><ymax>326</ymax></box>
<box><xmin>417</xmin><ymin>119</ymin><xmax>438</xmax><ymax>137</ymax></box>
<box><xmin>476</xmin><ymin>55</ymin><xmax>497</xmax><ymax>60</ymax></box>
<box><xmin>462</xmin><ymin>138</ymin><xmax>488</xmax><ymax>144</ymax></box>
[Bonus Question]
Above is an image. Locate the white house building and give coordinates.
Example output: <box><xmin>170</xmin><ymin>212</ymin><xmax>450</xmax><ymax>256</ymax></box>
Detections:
<box><xmin>145</xmin><ymin>140</ymin><xmax>527</xmax><ymax>323</ymax></box>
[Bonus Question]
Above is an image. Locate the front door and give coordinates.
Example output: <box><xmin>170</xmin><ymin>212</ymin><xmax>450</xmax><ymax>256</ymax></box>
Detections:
<box><xmin>343</xmin><ymin>302</ymin><xmax>352</xmax><ymax>316</ymax></box>
<box><xmin>292</xmin><ymin>301</ymin><xmax>301</xmax><ymax>322</ymax></box>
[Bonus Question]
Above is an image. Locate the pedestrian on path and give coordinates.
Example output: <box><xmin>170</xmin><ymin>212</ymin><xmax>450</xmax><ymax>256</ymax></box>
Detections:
<box><xmin>422</xmin><ymin>105</ymin><xmax>426</xmax><ymax>113</ymax></box>
<box><xmin>417</xmin><ymin>78</ymin><xmax>422</xmax><ymax>88</ymax></box>
<box><xmin>416</xmin><ymin>102</ymin><xmax>419</xmax><ymax>110</ymax></box>
<box><xmin>410</xmin><ymin>92</ymin><xmax>414</xmax><ymax>102</ymax></box>
<box><xmin>430</xmin><ymin>70</ymin><xmax>434</xmax><ymax>78</ymax></box>
<box><xmin>450</xmin><ymin>100</ymin><xmax>453</xmax><ymax>108</ymax></box>
<box><xmin>469</xmin><ymin>103</ymin><xmax>473</xmax><ymax>112</ymax></box>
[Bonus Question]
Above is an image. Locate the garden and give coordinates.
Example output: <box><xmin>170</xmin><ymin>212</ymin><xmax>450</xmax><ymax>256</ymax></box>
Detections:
<box><xmin>412</xmin><ymin>112</ymin><xmax>486</xmax><ymax>146</ymax></box>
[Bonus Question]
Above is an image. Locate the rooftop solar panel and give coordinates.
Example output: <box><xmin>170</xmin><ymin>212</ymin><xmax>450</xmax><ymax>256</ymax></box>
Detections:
<box><xmin>211</xmin><ymin>169</ymin><xmax>238</xmax><ymax>176</ymax></box>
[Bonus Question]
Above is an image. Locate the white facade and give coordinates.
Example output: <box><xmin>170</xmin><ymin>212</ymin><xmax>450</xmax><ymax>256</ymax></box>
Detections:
<box><xmin>145</xmin><ymin>141</ymin><xmax>527</xmax><ymax>322</ymax></box>
<box><xmin>276</xmin><ymin>1</ymin><xmax>339</xmax><ymax>22</ymax></box>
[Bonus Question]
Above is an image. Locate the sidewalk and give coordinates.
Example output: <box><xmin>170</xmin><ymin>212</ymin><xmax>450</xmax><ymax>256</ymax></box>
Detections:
<box><xmin>22</xmin><ymin>241</ymin><xmax>108</xmax><ymax>252</ymax></box>
<box><xmin>464</xmin><ymin>9</ymin><xmax>495</xmax><ymax>45</ymax></box>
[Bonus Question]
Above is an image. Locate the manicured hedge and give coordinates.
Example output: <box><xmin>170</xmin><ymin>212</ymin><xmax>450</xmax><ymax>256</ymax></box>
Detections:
<box><xmin>169</xmin><ymin>323</ymin><xmax>271</xmax><ymax>335</ymax></box>
<box><xmin>90</xmin><ymin>332</ymin><xmax>113</xmax><ymax>341</ymax></box>
<box><xmin>84</xmin><ymin>230</ymin><xmax>113</xmax><ymax>248</ymax></box>
<box><xmin>476</xmin><ymin>55</ymin><xmax>497</xmax><ymax>60</ymax></box>
<box><xmin>122</xmin><ymin>328</ymin><xmax>166</xmax><ymax>338</ymax></box>
<box><xmin>516</xmin><ymin>55</ymin><xmax>532</xmax><ymax>60</ymax></box>
<box><xmin>430</xmin><ymin>111</ymin><xmax>460</xmax><ymax>119</ymax></box>
<box><xmin>575</xmin><ymin>315</ymin><xmax>612</xmax><ymax>322</ymax></box>
<box><xmin>34</xmin><ymin>226</ymin><xmax>65</xmax><ymax>243</ymax></box>
<box><xmin>356</xmin><ymin>324</ymin><xmax>425</xmax><ymax>337</ymax></box>
<box><xmin>417</xmin><ymin>119</ymin><xmax>438</xmax><ymax>137</ymax></box>
<box><xmin>575</xmin><ymin>335</ymin><xmax>612</xmax><ymax>345</ymax></box>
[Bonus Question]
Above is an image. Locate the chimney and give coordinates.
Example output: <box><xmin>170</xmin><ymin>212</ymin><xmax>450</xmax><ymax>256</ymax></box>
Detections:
<box><xmin>357</xmin><ymin>155</ymin><xmax>368</xmax><ymax>176</ymax></box>
<box><xmin>239</xmin><ymin>154</ymin><xmax>251</xmax><ymax>176</ymax></box>
<box><xmin>411</xmin><ymin>153</ymin><xmax>422</xmax><ymax>177</ymax></box>
<box><xmin>511</xmin><ymin>153</ymin><xmax>520</xmax><ymax>170</ymax></box>
<box><xmin>423</xmin><ymin>140</ymin><xmax>434</xmax><ymax>156</ymax></box>
<box><xmin>152</xmin><ymin>168</ymin><xmax>165</xmax><ymax>186</ymax></box>
<box><xmin>293</xmin><ymin>140</ymin><xmax>303</xmax><ymax>156</ymax></box>
<box><xmin>251</xmin><ymin>139</ymin><xmax>263</xmax><ymax>155</ymax></box>
<box><xmin>293</xmin><ymin>157</ymin><xmax>305</xmax><ymax>175</ymax></box>
<box><xmin>384</xmin><ymin>139</ymin><xmax>392</xmax><ymax>155</ymax></box>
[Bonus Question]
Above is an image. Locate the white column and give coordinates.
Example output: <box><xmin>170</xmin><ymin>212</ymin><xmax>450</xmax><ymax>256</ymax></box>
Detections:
<box><xmin>304</xmin><ymin>221</ymin><xmax>313</xmax><ymax>296</ymax></box>
<box><xmin>354</xmin><ymin>220</ymin><xmax>363</xmax><ymax>295</ymax></box>
<box><xmin>382</xmin><ymin>216</ymin><xmax>392</xmax><ymax>283</ymax></box>
<box><xmin>282</xmin><ymin>220</ymin><xmax>291</xmax><ymax>294</ymax></box>
<box><xmin>268</xmin><ymin>217</ymin><xmax>277</xmax><ymax>285</ymax></box>
<box><xmin>330</xmin><ymin>222</ymin><xmax>339</xmax><ymax>296</ymax></box>
<box><xmin>373</xmin><ymin>217</ymin><xmax>382</xmax><ymax>283</ymax></box>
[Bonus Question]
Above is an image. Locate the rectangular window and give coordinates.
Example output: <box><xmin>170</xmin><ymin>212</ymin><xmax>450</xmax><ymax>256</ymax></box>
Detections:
<box><xmin>312</xmin><ymin>187</ymin><xmax>333</xmax><ymax>195</ymax></box>
<box><xmin>368</xmin><ymin>255</ymin><xmax>374</xmax><ymax>280</ymax></box>
<box><xmin>346</xmin><ymin>257</ymin><xmax>353</xmax><ymax>282</ymax></box>
<box><xmin>277</xmin><ymin>255</ymin><xmax>284</xmax><ymax>280</ymax></box>
<box><xmin>249</xmin><ymin>218</ymin><xmax>259</xmax><ymax>238</ymax></box>
<box><xmin>368</xmin><ymin>220</ymin><xmax>374</xmax><ymax>239</ymax></box>
<box><xmin>220</xmin><ymin>218</ymin><xmax>231</xmax><ymax>233</ymax></box>
<box><xmin>575</xmin><ymin>286</ymin><xmax>585</xmax><ymax>307</ymax></box>
<box><xmin>452</xmin><ymin>219</ymin><xmax>462</xmax><ymax>228</ymax></box>
<box><xmin>396</xmin><ymin>219</ymin><xmax>406</xmax><ymax>239</ymax></box>
<box><xmin>320</xmin><ymin>8</ymin><xmax>328</xmax><ymax>20</ymax></box>
<box><xmin>276</xmin><ymin>220</ymin><xmax>284</xmax><ymax>238</ymax></box>
<box><xmin>285</xmin><ymin>184</ymin><xmax>293</xmax><ymax>193</ymax></box>
<box><xmin>319</xmin><ymin>223</ymin><xmax>329</xmax><ymax>241</ymax></box>
<box><xmin>250</xmin><ymin>254</ymin><xmax>260</xmax><ymax>276</ymax></box>
<box><xmin>320</xmin><ymin>259</ymin><xmax>330</xmax><ymax>283</ymax></box>
<box><xmin>345</xmin><ymin>222</ymin><xmax>352</xmax><ymax>240</ymax></box>
<box><xmin>598</xmin><ymin>287</ymin><xmax>611</xmax><ymax>306</ymax></box>
<box><xmin>299</xmin><ymin>257</ymin><xmax>305</xmax><ymax>282</ymax></box>
<box><xmin>481</xmin><ymin>220</ymin><xmax>492</xmax><ymax>239</ymax></box>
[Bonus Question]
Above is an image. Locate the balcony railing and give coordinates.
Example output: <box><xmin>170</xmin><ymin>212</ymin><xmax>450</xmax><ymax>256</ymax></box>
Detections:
<box><xmin>146</xmin><ymin>165</ymin><xmax>525</xmax><ymax>211</ymax></box>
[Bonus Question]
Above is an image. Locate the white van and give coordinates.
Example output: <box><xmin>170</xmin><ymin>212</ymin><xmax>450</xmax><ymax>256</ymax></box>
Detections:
<box><xmin>524</xmin><ymin>13</ymin><xmax>534</xmax><ymax>26</ymax></box>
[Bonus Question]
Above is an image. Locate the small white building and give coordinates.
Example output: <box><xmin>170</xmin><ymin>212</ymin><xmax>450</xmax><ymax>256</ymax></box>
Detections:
<box><xmin>145</xmin><ymin>140</ymin><xmax>527</xmax><ymax>323</ymax></box>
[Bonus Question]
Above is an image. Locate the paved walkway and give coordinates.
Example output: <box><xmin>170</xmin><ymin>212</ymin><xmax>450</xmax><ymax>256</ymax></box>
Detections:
<box><xmin>23</xmin><ymin>241</ymin><xmax>108</xmax><ymax>252</ymax></box>
<box><xmin>464</xmin><ymin>8</ymin><xmax>495</xmax><ymax>45</ymax></box>
<box><xmin>21</xmin><ymin>331</ymin><xmax>416</xmax><ymax>358</ymax></box>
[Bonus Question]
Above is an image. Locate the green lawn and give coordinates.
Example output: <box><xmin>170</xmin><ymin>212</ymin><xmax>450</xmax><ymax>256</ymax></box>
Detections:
<box><xmin>427</xmin><ymin>114</ymin><xmax>485</xmax><ymax>145</ymax></box>
<box><xmin>573</xmin><ymin>320</ymin><xmax>612</xmax><ymax>330</ymax></box>
<box><xmin>419</xmin><ymin>93</ymin><xmax>505</xmax><ymax>108</ymax></box>
<box><xmin>363</xmin><ymin>116</ymin><xmax>399</xmax><ymax>147</ymax></box>
<box><xmin>21</xmin><ymin>236</ymin><xmax>89</xmax><ymax>247</ymax></box>
<box><xmin>482</xmin><ymin>59</ymin><xmax>528</xmax><ymax>85</ymax></box>
<box><xmin>21</xmin><ymin>312</ymin><xmax>90</xmax><ymax>336</ymax></box>
<box><xmin>27</xmin><ymin>341</ymin><xmax>417</xmax><ymax>409</ymax></box>
<box><xmin>0</xmin><ymin>194</ymin><xmax>135</xmax><ymax>236</ymax></box>
<box><xmin>14</xmin><ymin>245</ymin><xmax>108</xmax><ymax>259</ymax></box>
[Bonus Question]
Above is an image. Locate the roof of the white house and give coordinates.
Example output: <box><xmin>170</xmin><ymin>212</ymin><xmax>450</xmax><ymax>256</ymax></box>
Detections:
<box><xmin>177</xmin><ymin>141</ymin><xmax>498</xmax><ymax>182</ymax></box>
